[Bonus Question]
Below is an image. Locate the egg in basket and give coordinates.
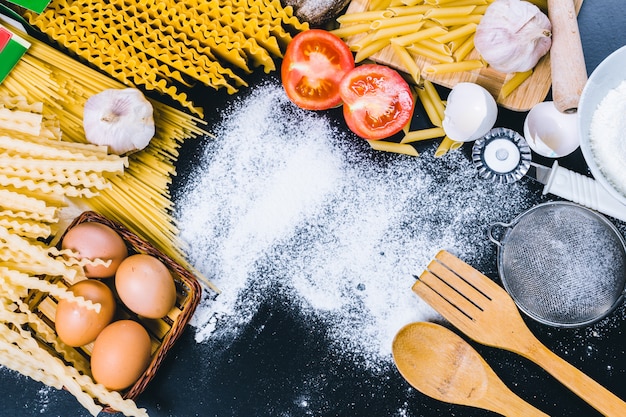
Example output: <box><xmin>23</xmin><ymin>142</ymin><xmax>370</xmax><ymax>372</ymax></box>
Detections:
<box><xmin>23</xmin><ymin>211</ymin><xmax>202</xmax><ymax>415</ymax></box>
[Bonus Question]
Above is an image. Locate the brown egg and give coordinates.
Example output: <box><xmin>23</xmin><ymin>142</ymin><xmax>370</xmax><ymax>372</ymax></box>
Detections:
<box><xmin>62</xmin><ymin>222</ymin><xmax>128</xmax><ymax>278</ymax></box>
<box><xmin>55</xmin><ymin>279</ymin><xmax>116</xmax><ymax>347</ymax></box>
<box><xmin>90</xmin><ymin>320</ymin><xmax>152</xmax><ymax>391</ymax></box>
<box><xmin>115</xmin><ymin>254</ymin><xmax>177</xmax><ymax>319</ymax></box>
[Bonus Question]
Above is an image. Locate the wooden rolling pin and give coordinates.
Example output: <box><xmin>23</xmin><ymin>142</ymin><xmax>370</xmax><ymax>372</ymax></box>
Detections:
<box><xmin>547</xmin><ymin>0</ymin><xmax>588</xmax><ymax>113</ymax></box>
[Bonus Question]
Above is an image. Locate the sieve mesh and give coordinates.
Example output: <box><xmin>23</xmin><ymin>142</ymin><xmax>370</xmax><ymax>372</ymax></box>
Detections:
<box><xmin>495</xmin><ymin>202</ymin><xmax>626</xmax><ymax>327</ymax></box>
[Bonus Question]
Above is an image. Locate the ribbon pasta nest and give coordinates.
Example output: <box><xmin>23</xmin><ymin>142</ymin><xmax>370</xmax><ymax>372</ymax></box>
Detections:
<box><xmin>23</xmin><ymin>0</ymin><xmax>308</xmax><ymax>116</ymax></box>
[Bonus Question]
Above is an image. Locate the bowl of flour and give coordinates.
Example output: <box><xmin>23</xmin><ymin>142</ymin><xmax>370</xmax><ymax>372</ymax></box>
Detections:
<box><xmin>579</xmin><ymin>45</ymin><xmax>626</xmax><ymax>206</ymax></box>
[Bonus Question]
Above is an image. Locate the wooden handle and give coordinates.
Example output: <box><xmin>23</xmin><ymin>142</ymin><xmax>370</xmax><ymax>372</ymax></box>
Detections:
<box><xmin>486</xmin><ymin>382</ymin><xmax>550</xmax><ymax>417</ymax></box>
<box><xmin>547</xmin><ymin>0</ymin><xmax>587</xmax><ymax>113</ymax></box>
<box><xmin>520</xmin><ymin>338</ymin><xmax>626</xmax><ymax>416</ymax></box>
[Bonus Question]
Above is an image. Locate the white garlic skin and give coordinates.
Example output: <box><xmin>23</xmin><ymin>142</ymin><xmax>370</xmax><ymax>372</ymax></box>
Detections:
<box><xmin>83</xmin><ymin>88</ymin><xmax>155</xmax><ymax>155</ymax></box>
<box><xmin>474</xmin><ymin>0</ymin><xmax>552</xmax><ymax>74</ymax></box>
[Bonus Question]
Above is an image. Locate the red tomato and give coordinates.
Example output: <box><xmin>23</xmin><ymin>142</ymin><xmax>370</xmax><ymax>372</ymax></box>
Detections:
<box><xmin>281</xmin><ymin>29</ymin><xmax>355</xmax><ymax>111</ymax></box>
<box><xmin>339</xmin><ymin>64</ymin><xmax>414</xmax><ymax>140</ymax></box>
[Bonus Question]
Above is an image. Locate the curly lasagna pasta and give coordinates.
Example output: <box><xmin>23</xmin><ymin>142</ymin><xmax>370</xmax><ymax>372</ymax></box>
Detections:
<box><xmin>24</xmin><ymin>0</ymin><xmax>308</xmax><ymax>115</ymax></box>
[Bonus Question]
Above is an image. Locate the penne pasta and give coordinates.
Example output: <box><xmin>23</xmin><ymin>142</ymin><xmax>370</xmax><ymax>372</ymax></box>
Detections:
<box><xmin>442</xmin><ymin>0</ymin><xmax>487</xmax><ymax>5</ymax></box>
<box><xmin>414</xmin><ymin>85</ymin><xmax>442</xmax><ymax>127</ymax></box>
<box><xmin>387</xmin><ymin>4</ymin><xmax>431</xmax><ymax>16</ymax></box>
<box><xmin>407</xmin><ymin>43</ymin><xmax>454</xmax><ymax>64</ymax></box>
<box><xmin>330</xmin><ymin>22</ymin><xmax>372</xmax><ymax>38</ymax></box>
<box><xmin>434</xmin><ymin>136</ymin><xmax>455</xmax><ymax>157</ymax></box>
<box><xmin>422</xmin><ymin>79</ymin><xmax>445</xmax><ymax>122</ymax></box>
<box><xmin>499</xmin><ymin>69</ymin><xmax>533</xmax><ymax>99</ymax></box>
<box><xmin>391</xmin><ymin>43</ymin><xmax>421</xmax><ymax>84</ymax></box>
<box><xmin>370</xmin><ymin>14</ymin><xmax>424</xmax><ymax>30</ymax></box>
<box><xmin>451</xmin><ymin>33</ymin><xmax>475</xmax><ymax>61</ymax></box>
<box><xmin>433</xmin><ymin>22</ymin><xmax>477</xmax><ymax>43</ymax></box>
<box><xmin>370</xmin><ymin>0</ymin><xmax>395</xmax><ymax>9</ymax></box>
<box><xmin>401</xmin><ymin>127</ymin><xmax>446</xmax><ymax>143</ymax></box>
<box><xmin>429</xmin><ymin>14</ymin><xmax>483</xmax><ymax>26</ymax></box>
<box><xmin>367</xmin><ymin>140</ymin><xmax>419</xmax><ymax>157</ymax></box>
<box><xmin>355</xmin><ymin>38</ymin><xmax>390</xmax><ymax>62</ymax></box>
<box><xmin>423</xmin><ymin>5</ymin><xmax>476</xmax><ymax>18</ymax></box>
<box><xmin>398</xmin><ymin>0</ymin><xmax>422</xmax><ymax>6</ymax></box>
<box><xmin>336</xmin><ymin>10</ymin><xmax>394</xmax><ymax>24</ymax></box>
<box><xmin>425</xmin><ymin>0</ymin><xmax>467</xmax><ymax>5</ymax></box>
<box><xmin>389</xmin><ymin>26</ymin><xmax>448</xmax><ymax>47</ymax></box>
<box><xmin>423</xmin><ymin>59</ymin><xmax>484</xmax><ymax>74</ymax></box>
<box><xmin>350</xmin><ymin>30</ymin><xmax>378</xmax><ymax>51</ymax></box>
<box><xmin>371</xmin><ymin>21</ymin><xmax>425</xmax><ymax>41</ymax></box>
<box><xmin>415</xmin><ymin>38</ymin><xmax>452</xmax><ymax>55</ymax></box>
<box><xmin>471</xmin><ymin>4</ymin><xmax>489</xmax><ymax>14</ymax></box>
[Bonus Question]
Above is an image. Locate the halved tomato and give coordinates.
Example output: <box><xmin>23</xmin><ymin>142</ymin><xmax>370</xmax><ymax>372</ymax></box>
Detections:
<box><xmin>339</xmin><ymin>64</ymin><xmax>414</xmax><ymax>140</ymax></box>
<box><xmin>281</xmin><ymin>29</ymin><xmax>355</xmax><ymax>111</ymax></box>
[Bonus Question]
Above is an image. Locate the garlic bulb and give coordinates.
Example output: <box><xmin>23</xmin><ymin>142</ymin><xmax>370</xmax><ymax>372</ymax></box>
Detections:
<box><xmin>83</xmin><ymin>88</ymin><xmax>155</xmax><ymax>155</ymax></box>
<box><xmin>474</xmin><ymin>0</ymin><xmax>552</xmax><ymax>74</ymax></box>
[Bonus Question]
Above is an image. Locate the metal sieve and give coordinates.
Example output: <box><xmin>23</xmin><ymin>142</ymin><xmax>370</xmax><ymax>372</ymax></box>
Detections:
<box><xmin>488</xmin><ymin>201</ymin><xmax>626</xmax><ymax>328</ymax></box>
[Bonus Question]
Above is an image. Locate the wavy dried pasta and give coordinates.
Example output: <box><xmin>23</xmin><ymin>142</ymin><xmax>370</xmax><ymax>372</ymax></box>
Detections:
<box><xmin>0</xmin><ymin>323</ymin><xmax>148</xmax><ymax>417</ymax></box>
<box><xmin>23</xmin><ymin>0</ymin><xmax>307</xmax><ymax>114</ymax></box>
<box><xmin>0</xmin><ymin>232</ymin><xmax>83</xmax><ymax>283</ymax></box>
<box><xmin>0</xmin><ymin>26</ymin><xmax>217</xmax><ymax>292</ymax></box>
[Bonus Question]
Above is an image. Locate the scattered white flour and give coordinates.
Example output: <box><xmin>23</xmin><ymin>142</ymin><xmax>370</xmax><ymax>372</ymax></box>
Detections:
<box><xmin>589</xmin><ymin>79</ymin><xmax>626</xmax><ymax>197</ymax></box>
<box><xmin>175</xmin><ymin>80</ymin><xmax>534</xmax><ymax>368</ymax></box>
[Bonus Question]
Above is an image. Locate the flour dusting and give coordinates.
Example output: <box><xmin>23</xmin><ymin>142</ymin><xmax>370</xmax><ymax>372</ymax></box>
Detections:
<box><xmin>590</xmin><ymin>79</ymin><xmax>626</xmax><ymax>197</ymax></box>
<box><xmin>175</xmin><ymin>81</ymin><xmax>535</xmax><ymax>368</ymax></box>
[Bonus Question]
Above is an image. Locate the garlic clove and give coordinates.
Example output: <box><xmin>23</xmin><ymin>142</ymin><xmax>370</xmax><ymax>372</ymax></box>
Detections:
<box><xmin>83</xmin><ymin>88</ymin><xmax>155</xmax><ymax>155</ymax></box>
<box><xmin>474</xmin><ymin>0</ymin><xmax>552</xmax><ymax>74</ymax></box>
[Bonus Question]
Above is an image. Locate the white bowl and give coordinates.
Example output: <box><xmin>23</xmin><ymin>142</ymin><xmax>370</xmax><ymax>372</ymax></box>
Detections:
<box><xmin>578</xmin><ymin>45</ymin><xmax>626</xmax><ymax>206</ymax></box>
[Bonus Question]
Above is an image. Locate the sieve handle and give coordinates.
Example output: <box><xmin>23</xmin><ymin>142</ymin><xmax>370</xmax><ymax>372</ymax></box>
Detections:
<box><xmin>542</xmin><ymin>161</ymin><xmax>626</xmax><ymax>223</ymax></box>
<box><xmin>487</xmin><ymin>222</ymin><xmax>510</xmax><ymax>247</ymax></box>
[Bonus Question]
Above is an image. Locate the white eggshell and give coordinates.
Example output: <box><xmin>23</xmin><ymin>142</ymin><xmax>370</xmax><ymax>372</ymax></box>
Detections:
<box><xmin>442</xmin><ymin>83</ymin><xmax>498</xmax><ymax>142</ymax></box>
<box><xmin>523</xmin><ymin>101</ymin><xmax>580</xmax><ymax>158</ymax></box>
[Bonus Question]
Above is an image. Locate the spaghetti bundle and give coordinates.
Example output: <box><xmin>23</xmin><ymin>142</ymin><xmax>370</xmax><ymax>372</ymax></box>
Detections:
<box><xmin>0</xmin><ymin>24</ymin><xmax>217</xmax><ymax>292</ymax></box>
<box><xmin>24</xmin><ymin>0</ymin><xmax>308</xmax><ymax>115</ymax></box>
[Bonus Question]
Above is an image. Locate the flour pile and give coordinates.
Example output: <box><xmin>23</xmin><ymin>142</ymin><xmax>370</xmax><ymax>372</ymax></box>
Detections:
<box><xmin>175</xmin><ymin>81</ymin><xmax>535</xmax><ymax>367</ymax></box>
<box><xmin>590</xmin><ymin>79</ymin><xmax>626</xmax><ymax>198</ymax></box>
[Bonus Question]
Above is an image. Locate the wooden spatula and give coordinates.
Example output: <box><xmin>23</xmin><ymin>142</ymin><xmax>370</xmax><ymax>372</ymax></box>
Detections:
<box><xmin>414</xmin><ymin>250</ymin><xmax>626</xmax><ymax>417</ymax></box>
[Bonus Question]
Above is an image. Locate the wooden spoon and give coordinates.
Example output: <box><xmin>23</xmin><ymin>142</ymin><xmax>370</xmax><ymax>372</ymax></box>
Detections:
<box><xmin>547</xmin><ymin>0</ymin><xmax>587</xmax><ymax>113</ymax></box>
<box><xmin>392</xmin><ymin>322</ymin><xmax>549</xmax><ymax>417</ymax></box>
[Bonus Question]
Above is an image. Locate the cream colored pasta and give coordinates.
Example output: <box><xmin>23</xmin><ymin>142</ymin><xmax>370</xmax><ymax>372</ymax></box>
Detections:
<box><xmin>0</xmin><ymin>27</ymin><xmax>217</xmax><ymax>292</ymax></box>
<box><xmin>370</xmin><ymin>21</ymin><xmax>425</xmax><ymax>41</ymax></box>
<box><xmin>433</xmin><ymin>22</ymin><xmax>477</xmax><ymax>43</ymax></box>
<box><xmin>367</xmin><ymin>140</ymin><xmax>419</xmax><ymax>156</ymax></box>
<box><xmin>499</xmin><ymin>70</ymin><xmax>533</xmax><ymax>99</ymax></box>
<box><xmin>24</xmin><ymin>0</ymin><xmax>307</xmax><ymax>114</ymax></box>
<box><xmin>414</xmin><ymin>84</ymin><xmax>443</xmax><ymax>127</ymax></box>
<box><xmin>401</xmin><ymin>127</ymin><xmax>446</xmax><ymax>143</ymax></box>
<box><xmin>389</xmin><ymin>26</ymin><xmax>448</xmax><ymax>47</ymax></box>
<box><xmin>423</xmin><ymin>59</ymin><xmax>484</xmax><ymax>74</ymax></box>
<box><xmin>391</xmin><ymin>43</ymin><xmax>422</xmax><ymax>83</ymax></box>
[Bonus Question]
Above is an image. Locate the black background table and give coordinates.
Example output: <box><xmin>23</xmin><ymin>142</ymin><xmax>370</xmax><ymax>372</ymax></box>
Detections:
<box><xmin>2</xmin><ymin>2</ymin><xmax>626</xmax><ymax>416</ymax></box>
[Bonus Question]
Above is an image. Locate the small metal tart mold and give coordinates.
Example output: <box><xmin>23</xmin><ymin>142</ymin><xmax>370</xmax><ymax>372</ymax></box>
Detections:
<box><xmin>472</xmin><ymin>127</ymin><xmax>532</xmax><ymax>184</ymax></box>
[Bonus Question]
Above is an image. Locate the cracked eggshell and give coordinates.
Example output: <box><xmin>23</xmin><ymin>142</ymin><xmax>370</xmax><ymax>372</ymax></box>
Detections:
<box><xmin>523</xmin><ymin>101</ymin><xmax>580</xmax><ymax>158</ymax></box>
<box><xmin>442</xmin><ymin>82</ymin><xmax>498</xmax><ymax>142</ymax></box>
<box><xmin>83</xmin><ymin>88</ymin><xmax>155</xmax><ymax>155</ymax></box>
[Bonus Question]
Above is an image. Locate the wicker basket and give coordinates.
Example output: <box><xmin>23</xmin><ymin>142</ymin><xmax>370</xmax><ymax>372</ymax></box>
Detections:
<box><xmin>26</xmin><ymin>210</ymin><xmax>202</xmax><ymax>412</ymax></box>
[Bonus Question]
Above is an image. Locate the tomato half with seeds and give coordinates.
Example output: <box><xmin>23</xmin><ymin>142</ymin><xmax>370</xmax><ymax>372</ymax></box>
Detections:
<box><xmin>281</xmin><ymin>29</ymin><xmax>355</xmax><ymax>110</ymax></box>
<box><xmin>339</xmin><ymin>64</ymin><xmax>414</xmax><ymax>140</ymax></box>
